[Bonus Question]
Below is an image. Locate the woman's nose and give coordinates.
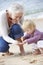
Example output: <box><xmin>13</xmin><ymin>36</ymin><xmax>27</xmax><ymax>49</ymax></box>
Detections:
<box><xmin>17</xmin><ymin>17</ymin><xmax>20</xmax><ymax>20</ymax></box>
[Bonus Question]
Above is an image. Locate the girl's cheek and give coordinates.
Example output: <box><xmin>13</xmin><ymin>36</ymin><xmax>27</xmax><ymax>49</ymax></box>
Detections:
<box><xmin>27</xmin><ymin>31</ymin><xmax>32</xmax><ymax>34</ymax></box>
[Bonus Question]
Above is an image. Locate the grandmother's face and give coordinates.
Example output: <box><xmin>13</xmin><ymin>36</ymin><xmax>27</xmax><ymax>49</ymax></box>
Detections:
<box><xmin>12</xmin><ymin>12</ymin><xmax>23</xmax><ymax>22</ymax></box>
<box><xmin>7</xmin><ymin>10</ymin><xmax>23</xmax><ymax>24</ymax></box>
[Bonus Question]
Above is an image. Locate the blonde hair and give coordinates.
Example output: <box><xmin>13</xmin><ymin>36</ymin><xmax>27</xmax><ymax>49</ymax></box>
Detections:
<box><xmin>22</xmin><ymin>19</ymin><xmax>36</xmax><ymax>32</ymax></box>
<box><xmin>8</xmin><ymin>3</ymin><xmax>24</xmax><ymax>19</ymax></box>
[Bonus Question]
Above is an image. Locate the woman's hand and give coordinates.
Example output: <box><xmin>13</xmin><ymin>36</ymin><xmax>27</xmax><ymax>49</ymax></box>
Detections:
<box><xmin>17</xmin><ymin>42</ymin><xmax>24</xmax><ymax>46</ymax></box>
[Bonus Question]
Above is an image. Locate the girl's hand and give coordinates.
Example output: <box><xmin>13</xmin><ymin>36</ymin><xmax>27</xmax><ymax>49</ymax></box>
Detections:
<box><xmin>23</xmin><ymin>40</ymin><xmax>27</xmax><ymax>44</ymax></box>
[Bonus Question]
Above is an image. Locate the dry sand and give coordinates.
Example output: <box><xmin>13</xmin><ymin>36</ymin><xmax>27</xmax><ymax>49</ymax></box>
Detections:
<box><xmin>0</xmin><ymin>44</ymin><xmax>43</xmax><ymax>65</ymax></box>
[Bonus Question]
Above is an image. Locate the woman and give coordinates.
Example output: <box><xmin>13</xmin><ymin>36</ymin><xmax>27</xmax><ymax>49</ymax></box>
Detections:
<box><xmin>0</xmin><ymin>3</ymin><xmax>24</xmax><ymax>56</ymax></box>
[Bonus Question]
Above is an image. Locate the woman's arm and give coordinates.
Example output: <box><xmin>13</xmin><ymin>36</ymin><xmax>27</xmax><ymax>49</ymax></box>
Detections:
<box><xmin>0</xmin><ymin>22</ymin><xmax>18</xmax><ymax>44</ymax></box>
<box><xmin>3</xmin><ymin>35</ymin><xmax>18</xmax><ymax>44</ymax></box>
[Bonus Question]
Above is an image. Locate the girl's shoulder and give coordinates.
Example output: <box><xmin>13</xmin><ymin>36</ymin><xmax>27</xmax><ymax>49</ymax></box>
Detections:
<box><xmin>34</xmin><ymin>29</ymin><xmax>41</xmax><ymax>35</ymax></box>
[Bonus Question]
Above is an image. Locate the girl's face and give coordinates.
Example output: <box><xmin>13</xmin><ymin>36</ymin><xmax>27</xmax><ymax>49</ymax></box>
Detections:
<box><xmin>26</xmin><ymin>27</ymin><xmax>35</xmax><ymax>34</ymax></box>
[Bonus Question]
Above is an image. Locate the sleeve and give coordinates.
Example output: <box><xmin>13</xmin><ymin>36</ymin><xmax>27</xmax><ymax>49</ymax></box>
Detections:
<box><xmin>3</xmin><ymin>35</ymin><xmax>18</xmax><ymax>44</ymax></box>
<box><xmin>26</xmin><ymin>32</ymin><xmax>41</xmax><ymax>44</ymax></box>
<box><xmin>27</xmin><ymin>34</ymin><xmax>41</xmax><ymax>44</ymax></box>
<box><xmin>23</xmin><ymin>32</ymin><xmax>30</xmax><ymax>40</ymax></box>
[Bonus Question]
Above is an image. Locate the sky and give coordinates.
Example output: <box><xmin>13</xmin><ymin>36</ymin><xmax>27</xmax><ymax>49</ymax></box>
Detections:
<box><xmin>0</xmin><ymin>0</ymin><xmax>43</xmax><ymax>14</ymax></box>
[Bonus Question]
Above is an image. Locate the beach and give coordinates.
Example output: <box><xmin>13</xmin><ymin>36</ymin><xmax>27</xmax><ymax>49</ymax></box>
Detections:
<box><xmin>0</xmin><ymin>43</ymin><xmax>43</xmax><ymax>65</ymax></box>
<box><xmin>0</xmin><ymin>16</ymin><xmax>43</xmax><ymax>65</ymax></box>
<box><xmin>0</xmin><ymin>0</ymin><xmax>43</xmax><ymax>65</ymax></box>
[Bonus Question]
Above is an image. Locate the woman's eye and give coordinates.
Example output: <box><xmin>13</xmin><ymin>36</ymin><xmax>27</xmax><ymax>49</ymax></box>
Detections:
<box><xmin>9</xmin><ymin>17</ymin><xmax>12</xmax><ymax>20</ymax></box>
<box><xmin>19</xmin><ymin>16</ymin><xmax>22</xmax><ymax>18</ymax></box>
<box><xmin>16</xmin><ymin>16</ymin><xmax>18</xmax><ymax>18</ymax></box>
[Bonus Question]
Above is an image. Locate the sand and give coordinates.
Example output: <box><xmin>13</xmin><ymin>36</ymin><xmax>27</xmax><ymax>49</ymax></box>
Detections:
<box><xmin>0</xmin><ymin>44</ymin><xmax>43</xmax><ymax>65</ymax></box>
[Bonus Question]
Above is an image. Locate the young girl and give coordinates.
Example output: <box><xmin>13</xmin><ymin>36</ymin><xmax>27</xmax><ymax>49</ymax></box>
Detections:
<box><xmin>22</xmin><ymin>19</ymin><xmax>43</xmax><ymax>55</ymax></box>
<box><xmin>7</xmin><ymin>3</ymin><xmax>25</xmax><ymax>55</ymax></box>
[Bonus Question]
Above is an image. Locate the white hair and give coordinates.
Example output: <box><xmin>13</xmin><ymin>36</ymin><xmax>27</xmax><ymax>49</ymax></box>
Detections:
<box><xmin>8</xmin><ymin>3</ymin><xmax>24</xmax><ymax>18</ymax></box>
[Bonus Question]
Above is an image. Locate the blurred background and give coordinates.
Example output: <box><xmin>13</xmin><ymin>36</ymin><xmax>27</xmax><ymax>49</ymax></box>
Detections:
<box><xmin>0</xmin><ymin>0</ymin><xmax>43</xmax><ymax>15</ymax></box>
<box><xmin>0</xmin><ymin>0</ymin><xmax>43</xmax><ymax>32</ymax></box>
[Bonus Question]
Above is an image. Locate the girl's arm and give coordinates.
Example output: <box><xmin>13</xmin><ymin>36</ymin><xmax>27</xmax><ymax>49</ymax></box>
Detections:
<box><xmin>26</xmin><ymin>34</ymin><xmax>41</xmax><ymax>44</ymax></box>
<box><xmin>23</xmin><ymin>32</ymin><xmax>41</xmax><ymax>44</ymax></box>
<box><xmin>23</xmin><ymin>32</ymin><xmax>30</xmax><ymax>40</ymax></box>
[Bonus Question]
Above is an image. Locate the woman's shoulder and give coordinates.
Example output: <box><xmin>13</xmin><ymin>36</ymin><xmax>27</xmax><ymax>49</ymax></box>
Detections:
<box><xmin>0</xmin><ymin>10</ymin><xmax>7</xmax><ymax>23</ymax></box>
